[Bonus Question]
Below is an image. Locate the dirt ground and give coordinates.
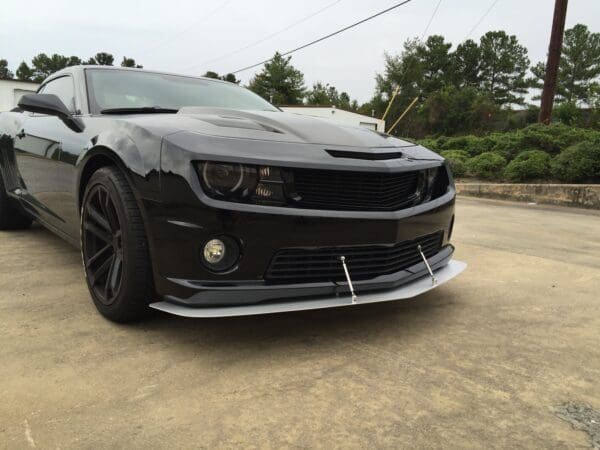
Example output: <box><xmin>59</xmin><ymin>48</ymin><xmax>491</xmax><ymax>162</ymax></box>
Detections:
<box><xmin>1</xmin><ymin>197</ymin><xmax>599</xmax><ymax>449</ymax></box>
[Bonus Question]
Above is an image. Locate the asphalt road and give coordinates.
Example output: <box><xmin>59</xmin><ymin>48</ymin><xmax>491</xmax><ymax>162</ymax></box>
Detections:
<box><xmin>1</xmin><ymin>197</ymin><xmax>599</xmax><ymax>449</ymax></box>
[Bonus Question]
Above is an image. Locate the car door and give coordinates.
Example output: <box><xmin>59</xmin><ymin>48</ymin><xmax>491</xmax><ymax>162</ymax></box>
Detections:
<box><xmin>14</xmin><ymin>75</ymin><xmax>81</xmax><ymax>237</ymax></box>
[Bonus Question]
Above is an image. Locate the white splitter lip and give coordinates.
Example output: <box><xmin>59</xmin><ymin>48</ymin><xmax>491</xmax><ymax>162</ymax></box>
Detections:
<box><xmin>149</xmin><ymin>260</ymin><xmax>467</xmax><ymax>318</ymax></box>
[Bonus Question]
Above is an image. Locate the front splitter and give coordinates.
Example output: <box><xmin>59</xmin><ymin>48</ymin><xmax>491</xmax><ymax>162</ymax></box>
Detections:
<box><xmin>149</xmin><ymin>260</ymin><xmax>467</xmax><ymax>318</ymax></box>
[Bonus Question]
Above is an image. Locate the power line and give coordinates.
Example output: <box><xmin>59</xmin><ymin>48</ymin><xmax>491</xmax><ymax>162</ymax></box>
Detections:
<box><xmin>420</xmin><ymin>0</ymin><xmax>442</xmax><ymax>40</ymax></box>
<box><xmin>464</xmin><ymin>0</ymin><xmax>500</xmax><ymax>41</ymax></box>
<box><xmin>184</xmin><ymin>0</ymin><xmax>344</xmax><ymax>72</ymax></box>
<box><xmin>230</xmin><ymin>0</ymin><xmax>415</xmax><ymax>75</ymax></box>
<box><xmin>140</xmin><ymin>0</ymin><xmax>233</xmax><ymax>55</ymax></box>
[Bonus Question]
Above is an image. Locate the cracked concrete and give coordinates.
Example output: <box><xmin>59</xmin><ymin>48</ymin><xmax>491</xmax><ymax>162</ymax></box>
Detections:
<box><xmin>1</xmin><ymin>197</ymin><xmax>599</xmax><ymax>448</ymax></box>
<box><xmin>556</xmin><ymin>403</ymin><xmax>600</xmax><ymax>449</ymax></box>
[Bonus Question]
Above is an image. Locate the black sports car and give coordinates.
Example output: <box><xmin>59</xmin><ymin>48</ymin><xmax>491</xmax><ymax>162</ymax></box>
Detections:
<box><xmin>0</xmin><ymin>66</ymin><xmax>465</xmax><ymax>322</ymax></box>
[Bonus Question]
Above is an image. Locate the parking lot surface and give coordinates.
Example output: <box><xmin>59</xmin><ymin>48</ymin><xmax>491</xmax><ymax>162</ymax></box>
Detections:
<box><xmin>1</xmin><ymin>197</ymin><xmax>599</xmax><ymax>448</ymax></box>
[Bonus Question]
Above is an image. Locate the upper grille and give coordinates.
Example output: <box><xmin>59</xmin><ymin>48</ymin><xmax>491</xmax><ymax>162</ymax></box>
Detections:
<box><xmin>291</xmin><ymin>169</ymin><xmax>420</xmax><ymax>211</ymax></box>
<box><xmin>325</xmin><ymin>149</ymin><xmax>404</xmax><ymax>160</ymax></box>
<box><xmin>265</xmin><ymin>232</ymin><xmax>443</xmax><ymax>283</ymax></box>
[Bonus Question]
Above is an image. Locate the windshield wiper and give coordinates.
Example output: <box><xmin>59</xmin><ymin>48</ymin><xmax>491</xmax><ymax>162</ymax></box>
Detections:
<box><xmin>100</xmin><ymin>106</ymin><xmax>179</xmax><ymax>114</ymax></box>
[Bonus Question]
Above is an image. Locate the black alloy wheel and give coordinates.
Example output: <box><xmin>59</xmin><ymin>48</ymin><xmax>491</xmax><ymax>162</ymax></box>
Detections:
<box><xmin>82</xmin><ymin>184</ymin><xmax>124</xmax><ymax>305</ymax></box>
<box><xmin>81</xmin><ymin>166</ymin><xmax>153</xmax><ymax>322</ymax></box>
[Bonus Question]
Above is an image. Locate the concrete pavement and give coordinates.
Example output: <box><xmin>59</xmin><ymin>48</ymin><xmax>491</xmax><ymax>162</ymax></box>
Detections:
<box><xmin>1</xmin><ymin>197</ymin><xmax>599</xmax><ymax>448</ymax></box>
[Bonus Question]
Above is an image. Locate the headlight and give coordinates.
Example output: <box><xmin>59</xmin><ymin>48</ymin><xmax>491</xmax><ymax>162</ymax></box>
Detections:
<box><xmin>415</xmin><ymin>165</ymin><xmax>451</xmax><ymax>203</ymax></box>
<box><xmin>201</xmin><ymin>162</ymin><xmax>258</xmax><ymax>197</ymax></box>
<box><xmin>198</xmin><ymin>162</ymin><xmax>286</xmax><ymax>205</ymax></box>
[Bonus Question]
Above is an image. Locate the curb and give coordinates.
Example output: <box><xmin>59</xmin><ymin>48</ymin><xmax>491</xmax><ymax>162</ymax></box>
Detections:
<box><xmin>456</xmin><ymin>183</ymin><xmax>600</xmax><ymax>210</ymax></box>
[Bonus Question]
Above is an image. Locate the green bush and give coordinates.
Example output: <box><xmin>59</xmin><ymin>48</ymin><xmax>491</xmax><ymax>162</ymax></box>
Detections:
<box><xmin>419</xmin><ymin>124</ymin><xmax>600</xmax><ymax>182</ymax></box>
<box><xmin>554</xmin><ymin>102</ymin><xmax>582</xmax><ymax>126</ymax></box>
<box><xmin>418</xmin><ymin>138</ymin><xmax>441</xmax><ymax>152</ymax></box>
<box><xmin>490</xmin><ymin>133</ymin><xmax>525</xmax><ymax>161</ymax></box>
<box><xmin>440</xmin><ymin>150</ymin><xmax>469</xmax><ymax>178</ymax></box>
<box><xmin>438</xmin><ymin>135</ymin><xmax>488</xmax><ymax>156</ymax></box>
<box><xmin>551</xmin><ymin>141</ymin><xmax>600</xmax><ymax>182</ymax></box>
<box><xmin>504</xmin><ymin>150</ymin><xmax>552</xmax><ymax>181</ymax></box>
<box><xmin>440</xmin><ymin>150</ymin><xmax>469</xmax><ymax>177</ymax></box>
<box><xmin>466</xmin><ymin>152</ymin><xmax>507</xmax><ymax>180</ymax></box>
<box><xmin>521</xmin><ymin>123</ymin><xmax>598</xmax><ymax>154</ymax></box>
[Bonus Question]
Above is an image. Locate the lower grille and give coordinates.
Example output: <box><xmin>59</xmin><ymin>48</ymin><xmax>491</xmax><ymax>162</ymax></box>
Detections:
<box><xmin>265</xmin><ymin>232</ymin><xmax>443</xmax><ymax>283</ymax></box>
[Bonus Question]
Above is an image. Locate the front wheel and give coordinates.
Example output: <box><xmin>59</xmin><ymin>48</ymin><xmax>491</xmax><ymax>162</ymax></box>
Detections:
<box><xmin>81</xmin><ymin>166</ymin><xmax>153</xmax><ymax>322</ymax></box>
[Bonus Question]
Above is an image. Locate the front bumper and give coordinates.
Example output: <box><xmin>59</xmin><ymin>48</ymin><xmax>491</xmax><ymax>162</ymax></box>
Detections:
<box><xmin>149</xmin><ymin>259</ymin><xmax>466</xmax><ymax>317</ymax></box>
<box><xmin>145</xmin><ymin>139</ymin><xmax>459</xmax><ymax>313</ymax></box>
<box><xmin>145</xmin><ymin>185</ymin><xmax>456</xmax><ymax>304</ymax></box>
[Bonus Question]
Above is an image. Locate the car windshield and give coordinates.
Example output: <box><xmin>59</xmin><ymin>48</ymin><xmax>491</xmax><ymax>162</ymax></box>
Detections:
<box><xmin>85</xmin><ymin>69</ymin><xmax>278</xmax><ymax>114</ymax></box>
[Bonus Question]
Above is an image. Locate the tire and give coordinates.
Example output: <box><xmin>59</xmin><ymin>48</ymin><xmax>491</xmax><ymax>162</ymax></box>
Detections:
<box><xmin>80</xmin><ymin>166</ymin><xmax>153</xmax><ymax>322</ymax></box>
<box><xmin>0</xmin><ymin>170</ymin><xmax>32</xmax><ymax>230</ymax></box>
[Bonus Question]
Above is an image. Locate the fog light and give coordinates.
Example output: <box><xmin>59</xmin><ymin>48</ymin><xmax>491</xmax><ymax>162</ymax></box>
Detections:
<box><xmin>201</xmin><ymin>236</ymin><xmax>240</xmax><ymax>272</ymax></box>
<box><xmin>204</xmin><ymin>239</ymin><xmax>225</xmax><ymax>264</ymax></box>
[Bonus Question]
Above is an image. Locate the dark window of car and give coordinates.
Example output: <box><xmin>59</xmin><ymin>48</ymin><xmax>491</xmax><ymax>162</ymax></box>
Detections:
<box><xmin>85</xmin><ymin>69</ymin><xmax>279</xmax><ymax>114</ymax></box>
<box><xmin>39</xmin><ymin>76</ymin><xmax>76</xmax><ymax>113</ymax></box>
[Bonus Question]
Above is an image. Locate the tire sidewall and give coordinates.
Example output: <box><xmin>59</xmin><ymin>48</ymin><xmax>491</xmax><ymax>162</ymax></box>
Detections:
<box><xmin>81</xmin><ymin>168</ymin><xmax>147</xmax><ymax>319</ymax></box>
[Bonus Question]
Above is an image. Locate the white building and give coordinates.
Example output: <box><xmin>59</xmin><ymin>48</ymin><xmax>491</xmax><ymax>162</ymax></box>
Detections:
<box><xmin>0</xmin><ymin>79</ymin><xmax>40</xmax><ymax>111</ymax></box>
<box><xmin>281</xmin><ymin>106</ymin><xmax>385</xmax><ymax>132</ymax></box>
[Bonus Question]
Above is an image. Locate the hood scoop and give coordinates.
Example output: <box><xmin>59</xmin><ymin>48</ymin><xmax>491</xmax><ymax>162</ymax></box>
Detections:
<box><xmin>326</xmin><ymin>149</ymin><xmax>406</xmax><ymax>160</ymax></box>
<box><xmin>178</xmin><ymin>107</ymin><xmax>283</xmax><ymax>134</ymax></box>
<box><xmin>191</xmin><ymin>115</ymin><xmax>282</xmax><ymax>134</ymax></box>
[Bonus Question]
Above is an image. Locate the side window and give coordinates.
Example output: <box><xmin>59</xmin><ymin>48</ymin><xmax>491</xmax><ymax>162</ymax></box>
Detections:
<box><xmin>39</xmin><ymin>76</ymin><xmax>76</xmax><ymax>113</ymax></box>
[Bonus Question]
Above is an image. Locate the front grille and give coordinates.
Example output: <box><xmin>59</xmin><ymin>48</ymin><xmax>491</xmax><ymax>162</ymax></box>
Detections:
<box><xmin>265</xmin><ymin>232</ymin><xmax>443</xmax><ymax>283</ymax></box>
<box><xmin>291</xmin><ymin>169</ymin><xmax>420</xmax><ymax>211</ymax></box>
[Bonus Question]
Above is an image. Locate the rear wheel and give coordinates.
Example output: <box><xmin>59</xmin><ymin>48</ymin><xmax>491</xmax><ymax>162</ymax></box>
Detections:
<box><xmin>81</xmin><ymin>166</ymin><xmax>152</xmax><ymax>322</ymax></box>
<box><xmin>0</xmin><ymin>170</ymin><xmax>32</xmax><ymax>230</ymax></box>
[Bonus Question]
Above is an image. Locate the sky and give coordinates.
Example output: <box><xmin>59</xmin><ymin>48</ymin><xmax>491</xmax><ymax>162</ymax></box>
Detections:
<box><xmin>1</xmin><ymin>0</ymin><xmax>599</xmax><ymax>103</ymax></box>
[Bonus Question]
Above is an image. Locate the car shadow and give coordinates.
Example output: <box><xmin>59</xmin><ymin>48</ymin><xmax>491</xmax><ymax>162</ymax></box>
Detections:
<box><xmin>130</xmin><ymin>289</ymin><xmax>461</xmax><ymax>359</ymax></box>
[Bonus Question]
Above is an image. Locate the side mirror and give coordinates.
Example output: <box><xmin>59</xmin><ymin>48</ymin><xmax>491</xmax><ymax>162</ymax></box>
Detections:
<box><xmin>18</xmin><ymin>94</ymin><xmax>84</xmax><ymax>132</ymax></box>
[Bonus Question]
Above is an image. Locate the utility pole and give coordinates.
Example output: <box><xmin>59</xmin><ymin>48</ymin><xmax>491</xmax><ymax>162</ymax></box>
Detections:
<box><xmin>538</xmin><ymin>0</ymin><xmax>568</xmax><ymax>124</ymax></box>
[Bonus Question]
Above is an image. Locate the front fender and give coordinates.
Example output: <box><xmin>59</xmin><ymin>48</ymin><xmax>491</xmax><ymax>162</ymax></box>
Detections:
<box><xmin>75</xmin><ymin>126</ymin><xmax>162</xmax><ymax>207</ymax></box>
<box><xmin>77</xmin><ymin>130</ymin><xmax>144</xmax><ymax>177</ymax></box>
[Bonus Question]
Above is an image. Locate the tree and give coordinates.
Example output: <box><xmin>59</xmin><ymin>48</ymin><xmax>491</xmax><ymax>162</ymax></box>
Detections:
<box><xmin>306</xmin><ymin>82</ymin><xmax>337</xmax><ymax>105</ymax></box>
<box><xmin>121</xmin><ymin>57</ymin><xmax>143</xmax><ymax>68</ymax></box>
<box><xmin>16</xmin><ymin>62</ymin><xmax>34</xmax><ymax>81</ymax></box>
<box><xmin>202</xmin><ymin>71</ymin><xmax>240</xmax><ymax>83</ymax></box>
<box><xmin>28</xmin><ymin>53</ymin><xmax>82</xmax><ymax>82</ymax></box>
<box><xmin>306</xmin><ymin>82</ymin><xmax>354</xmax><ymax>109</ymax></box>
<box><xmin>419</xmin><ymin>86</ymin><xmax>498</xmax><ymax>135</ymax></box>
<box><xmin>82</xmin><ymin>52</ymin><xmax>114</xmax><ymax>66</ymax></box>
<box><xmin>532</xmin><ymin>24</ymin><xmax>600</xmax><ymax>105</ymax></box>
<box><xmin>247</xmin><ymin>52</ymin><xmax>306</xmax><ymax>105</ymax></box>
<box><xmin>202</xmin><ymin>71</ymin><xmax>221</xmax><ymax>79</ymax></box>
<box><xmin>375</xmin><ymin>40</ymin><xmax>423</xmax><ymax>102</ymax></box>
<box><xmin>371</xmin><ymin>40</ymin><xmax>425</xmax><ymax>135</ymax></box>
<box><xmin>416</xmin><ymin>35</ymin><xmax>453</xmax><ymax>94</ymax></box>
<box><xmin>478</xmin><ymin>31</ymin><xmax>530</xmax><ymax>106</ymax></box>
<box><xmin>0</xmin><ymin>59</ymin><xmax>13</xmax><ymax>79</ymax></box>
<box><xmin>339</xmin><ymin>92</ymin><xmax>352</xmax><ymax>110</ymax></box>
<box><xmin>451</xmin><ymin>39</ymin><xmax>481</xmax><ymax>88</ymax></box>
<box><xmin>222</xmin><ymin>73</ymin><xmax>240</xmax><ymax>84</ymax></box>
<box><xmin>93</xmin><ymin>52</ymin><xmax>114</xmax><ymax>66</ymax></box>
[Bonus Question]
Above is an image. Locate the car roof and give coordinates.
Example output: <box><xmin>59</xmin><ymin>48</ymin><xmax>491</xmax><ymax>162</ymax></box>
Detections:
<box><xmin>46</xmin><ymin>65</ymin><xmax>233</xmax><ymax>86</ymax></box>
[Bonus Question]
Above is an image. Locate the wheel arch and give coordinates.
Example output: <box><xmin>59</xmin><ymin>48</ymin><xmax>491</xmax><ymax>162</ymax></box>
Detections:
<box><xmin>76</xmin><ymin>146</ymin><xmax>132</xmax><ymax>212</ymax></box>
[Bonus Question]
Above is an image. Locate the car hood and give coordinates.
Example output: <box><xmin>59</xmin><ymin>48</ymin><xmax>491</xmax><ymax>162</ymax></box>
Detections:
<box><xmin>118</xmin><ymin>107</ymin><xmax>415</xmax><ymax>148</ymax></box>
<box><xmin>111</xmin><ymin>107</ymin><xmax>443</xmax><ymax>165</ymax></box>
